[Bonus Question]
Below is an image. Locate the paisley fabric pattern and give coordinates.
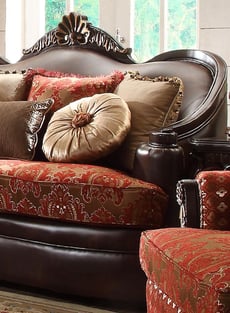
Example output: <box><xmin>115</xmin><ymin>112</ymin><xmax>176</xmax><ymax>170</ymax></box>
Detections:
<box><xmin>140</xmin><ymin>228</ymin><xmax>230</xmax><ymax>313</ymax></box>
<box><xmin>24</xmin><ymin>67</ymin><xmax>84</xmax><ymax>84</ymax></box>
<box><xmin>0</xmin><ymin>159</ymin><xmax>167</xmax><ymax>227</ymax></box>
<box><xmin>27</xmin><ymin>71</ymin><xmax>124</xmax><ymax>112</ymax></box>
<box><xmin>196</xmin><ymin>171</ymin><xmax>230</xmax><ymax>230</ymax></box>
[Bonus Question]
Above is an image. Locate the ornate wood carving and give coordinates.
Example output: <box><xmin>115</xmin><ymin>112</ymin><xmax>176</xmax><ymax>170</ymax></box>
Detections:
<box><xmin>176</xmin><ymin>181</ymin><xmax>186</xmax><ymax>227</ymax></box>
<box><xmin>22</xmin><ymin>29</ymin><xmax>57</xmax><ymax>57</ymax></box>
<box><xmin>22</xmin><ymin>12</ymin><xmax>133</xmax><ymax>63</ymax></box>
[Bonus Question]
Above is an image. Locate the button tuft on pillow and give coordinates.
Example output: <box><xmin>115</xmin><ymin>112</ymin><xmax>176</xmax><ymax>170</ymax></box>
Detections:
<box><xmin>72</xmin><ymin>111</ymin><xmax>93</xmax><ymax>128</ymax></box>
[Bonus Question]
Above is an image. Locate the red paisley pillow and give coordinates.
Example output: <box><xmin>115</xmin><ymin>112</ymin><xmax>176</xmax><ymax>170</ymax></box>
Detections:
<box><xmin>24</xmin><ymin>67</ymin><xmax>84</xmax><ymax>85</ymax></box>
<box><xmin>27</xmin><ymin>71</ymin><xmax>124</xmax><ymax>112</ymax></box>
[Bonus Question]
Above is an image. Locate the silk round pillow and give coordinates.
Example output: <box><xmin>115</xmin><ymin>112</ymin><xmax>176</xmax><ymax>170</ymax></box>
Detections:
<box><xmin>42</xmin><ymin>93</ymin><xmax>131</xmax><ymax>163</ymax></box>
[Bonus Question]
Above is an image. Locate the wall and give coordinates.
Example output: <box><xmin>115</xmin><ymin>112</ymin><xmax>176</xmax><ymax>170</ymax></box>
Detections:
<box><xmin>199</xmin><ymin>0</ymin><xmax>230</xmax><ymax>124</ymax></box>
<box><xmin>0</xmin><ymin>0</ymin><xmax>5</xmax><ymax>57</ymax></box>
<box><xmin>5</xmin><ymin>0</ymin><xmax>45</xmax><ymax>62</ymax></box>
<box><xmin>100</xmin><ymin>0</ymin><xmax>132</xmax><ymax>48</ymax></box>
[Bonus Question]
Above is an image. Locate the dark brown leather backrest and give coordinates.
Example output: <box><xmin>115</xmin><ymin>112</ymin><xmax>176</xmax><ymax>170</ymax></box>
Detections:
<box><xmin>0</xmin><ymin>12</ymin><xmax>227</xmax><ymax>145</ymax></box>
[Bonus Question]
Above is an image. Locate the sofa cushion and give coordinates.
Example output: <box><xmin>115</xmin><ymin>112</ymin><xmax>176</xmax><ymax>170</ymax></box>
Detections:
<box><xmin>112</xmin><ymin>72</ymin><xmax>184</xmax><ymax>171</ymax></box>
<box><xmin>140</xmin><ymin>228</ymin><xmax>230</xmax><ymax>313</ymax></box>
<box><xmin>0</xmin><ymin>160</ymin><xmax>167</xmax><ymax>227</ymax></box>
<box><xmin>0</xmin><ymin>72</ymin><xmax>28</xmax><ymax>101</ymax></box>
<box><xmin>42</xmin><ymin>93</ymin><xmax>131</xmax><ymax>163</ymax></box>
<box><xmin>27</xmin><ymin>71</ymin><xmax>124</xmax><ymax>112</ymax></box>
<box><xmin>0</xmin><ymin>99</ymin><xmax>54</xmax><ymax>160</ymax></box>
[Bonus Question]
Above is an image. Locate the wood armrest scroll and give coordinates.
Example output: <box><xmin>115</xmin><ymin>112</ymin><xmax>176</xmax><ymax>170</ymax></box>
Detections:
<box><xmin>176</xmin><ymin>179</ymin><xmax>200</xmax><ymax>228</ymax></box>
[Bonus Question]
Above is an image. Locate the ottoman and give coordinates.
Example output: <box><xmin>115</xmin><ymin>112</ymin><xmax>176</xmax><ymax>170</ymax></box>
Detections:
<box><xmin>139</xmin><ymin>228</ymin><xmax>230</xmax><ymax>313</ymax></box>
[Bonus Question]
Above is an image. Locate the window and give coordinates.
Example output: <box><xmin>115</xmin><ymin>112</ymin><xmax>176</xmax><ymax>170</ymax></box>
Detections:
<box><xmin>45</xmin><ymin>0</ymin><xmax>66</xmax><ymax>31</ymax></box>
<box><xmin>73</xmin><ymin>0</ymin><xmax>99</xmax><ymax>26</ymax></box>
<box><xmin>45</xmin><ymin>0</ymin><xmax>99</xmax><ymax>32</ymax></box>
<box><xmin>5</xmin><ymin>0</ymin><xmax>197</xmax><ymax>63</ymax></box>
<box><xmin>133</xmin><ymin>0</ymin><xmax>197</xmax><ymax>62</ymax></box>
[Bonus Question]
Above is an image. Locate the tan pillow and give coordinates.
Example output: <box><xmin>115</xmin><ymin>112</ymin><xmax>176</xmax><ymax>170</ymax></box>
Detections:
<box><xmin>0</xmin><ymin>99</ymin><xmax>54</xmax><ymax>160</ymax></box>
<box><xmin>112</xmin><ymin>72</ymin><xmax>184</xmax><ymax>171</ymax></box>
<box><xmin>0</xmin><ymin>72</ymin><xmax>28</xmax><ymax>101</ymax></box>
<box><xmin>42</xmin><ymin>93</ymin><xmax>131</xmax><ymax>163</ymax></box>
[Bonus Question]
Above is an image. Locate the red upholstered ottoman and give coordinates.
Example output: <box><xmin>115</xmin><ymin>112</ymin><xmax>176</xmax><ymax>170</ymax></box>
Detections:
<box><xmin>139</xmin><ymin>228</ymin><xmax>230</xmax><ymax>313</ymax></box>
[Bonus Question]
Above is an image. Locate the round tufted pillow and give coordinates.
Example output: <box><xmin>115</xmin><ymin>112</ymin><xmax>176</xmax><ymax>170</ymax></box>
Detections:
<box><xmin>42</xmin><ymin>93</ymin><xmax>131</xmax><ymax>163</ymax></box>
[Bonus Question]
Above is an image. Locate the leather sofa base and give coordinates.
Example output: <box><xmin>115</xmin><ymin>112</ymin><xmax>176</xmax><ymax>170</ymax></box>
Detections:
<box><xmin>0</xmin><ymin>213</ymin><xmax>147</xmax><ymax>309</ymax></box>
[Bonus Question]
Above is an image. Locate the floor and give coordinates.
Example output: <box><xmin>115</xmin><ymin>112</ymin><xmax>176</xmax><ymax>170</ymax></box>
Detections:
<box><xmin>0</xmin><ymin>283</ymin><xmax>146</xmax><ymax>313</ymax></box>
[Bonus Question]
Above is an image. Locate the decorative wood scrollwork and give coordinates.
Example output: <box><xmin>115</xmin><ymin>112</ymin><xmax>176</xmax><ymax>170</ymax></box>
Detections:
<box><xmin>56</xmin><ymin>13</ymin><xmax>90</xmax><ymax>46</ymax></box>
<box><xmin>22</xmin><ymin>12</ymin><xmax>133</xmax><ymax>63</ymax></box>
<box><xmin>176</xmin><ymin>181</ymin><xmax>186</xmax><ymax>227</ymax></box>
<box><xmin>22</xmin><ymin>29</ymin><xmax>57</xmax><ymax>57</ymax></box>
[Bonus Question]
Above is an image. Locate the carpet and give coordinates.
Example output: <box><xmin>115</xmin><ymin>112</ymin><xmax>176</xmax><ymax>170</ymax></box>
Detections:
<box><xmin>0</xmin><ymin>289</ymin><xmax>117</xmax><ymax>313</ymax></box>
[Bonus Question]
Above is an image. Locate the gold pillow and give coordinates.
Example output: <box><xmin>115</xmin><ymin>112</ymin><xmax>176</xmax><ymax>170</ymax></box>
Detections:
<box><xmin>42</xmin><ymin>93</ymin><xmax>131</xmax><ymax>163</ymax></box>
<box><xmin>112</xmin><ymin>72</ymin><xmax>184</xmax><ymax>171</ymax></box>
<box><xmin>0</xmin><ymin>72</ymin><xmax>28</xmax><ymax>101</ymax></box>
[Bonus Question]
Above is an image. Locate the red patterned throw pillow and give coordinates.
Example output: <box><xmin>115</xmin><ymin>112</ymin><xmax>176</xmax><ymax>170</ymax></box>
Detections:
<box><xmin>27</xmin><ymin>71</ymin><xmax>124</xmax><ymax>112</ymax></box>
<box><xmin>24</xmin><ymin>67</ymin><xmax>84</xmax><ymax>84</ymax></box>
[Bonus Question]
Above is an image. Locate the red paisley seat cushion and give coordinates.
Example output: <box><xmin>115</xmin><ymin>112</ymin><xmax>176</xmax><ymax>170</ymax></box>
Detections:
<box><xmin>0</xmin><ymin>159</ymin><xmax>167</xmax><ymax>227</ymax></box>
<box><xmin>140</xmin><ymin>228</ymin><xmax>230</xmax><ymax>313</ymax></box>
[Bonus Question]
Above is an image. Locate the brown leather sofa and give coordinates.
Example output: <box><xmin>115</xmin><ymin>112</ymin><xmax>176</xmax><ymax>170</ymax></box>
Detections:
<box><xmin>0</xmin><ymin>12</ymin><xmax>227</xmax><ymax>311</ymax></box>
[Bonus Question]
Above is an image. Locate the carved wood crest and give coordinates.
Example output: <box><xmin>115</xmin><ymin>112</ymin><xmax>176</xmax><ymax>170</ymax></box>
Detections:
<box><xmin>22</xmin><ymin>12</ymin><xmax>133</xmax><ymax>62</ymax></box>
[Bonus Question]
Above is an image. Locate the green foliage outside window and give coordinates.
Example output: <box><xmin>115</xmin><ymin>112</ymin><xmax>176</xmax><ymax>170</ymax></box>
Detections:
<box><xmin>167</xmin><ymin>0</ymin><xmax>197</xmax><ymax>50</ymax></box>
<box><xmin>133</xmin><ymin>0</ymin><xmax>197</xmax><ymax>62</ymax></box>
<box><xmin>45</xmin><ymin>0</ymin><xmax>66</xmax><ymax>32</ymax></box>
<box><xmin>45</xmin><ymin>0</ymin><xmax>98</xmax><ymax>32</ymax></box>
<box><xmin>73</xmin><ymin>0</ymin><xmax>99</xmax><ymax>26</ymax></box>
<box><xmin>133</xmin><ymin>0</ymin><xmax>160</xmax><ymax>62</ymax></box>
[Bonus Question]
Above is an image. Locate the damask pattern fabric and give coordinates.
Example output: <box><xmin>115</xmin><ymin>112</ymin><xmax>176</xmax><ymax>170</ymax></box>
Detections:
<box><xmin>140</xmin><ymin>228</ymin><xmax>230</xmax><ymax>313</ymax></box>
<box><xmin>0</xmin><ymin>159</ymin><xmax>167</xmax><ymax>227</ymax></box>
<box><xmin>196</xmin><ymin>170</ymin><xmax>230</xmax><ymax>230</ymax></box>
<box><xmin>27</xmin><ymin>71</ymin><xmax>124</xmax><ymax>112</ymax></box>
<box><xmin>24</xmin><ymin>67</ymin><xmax>84</xmax><ymax>84</ymax></box>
